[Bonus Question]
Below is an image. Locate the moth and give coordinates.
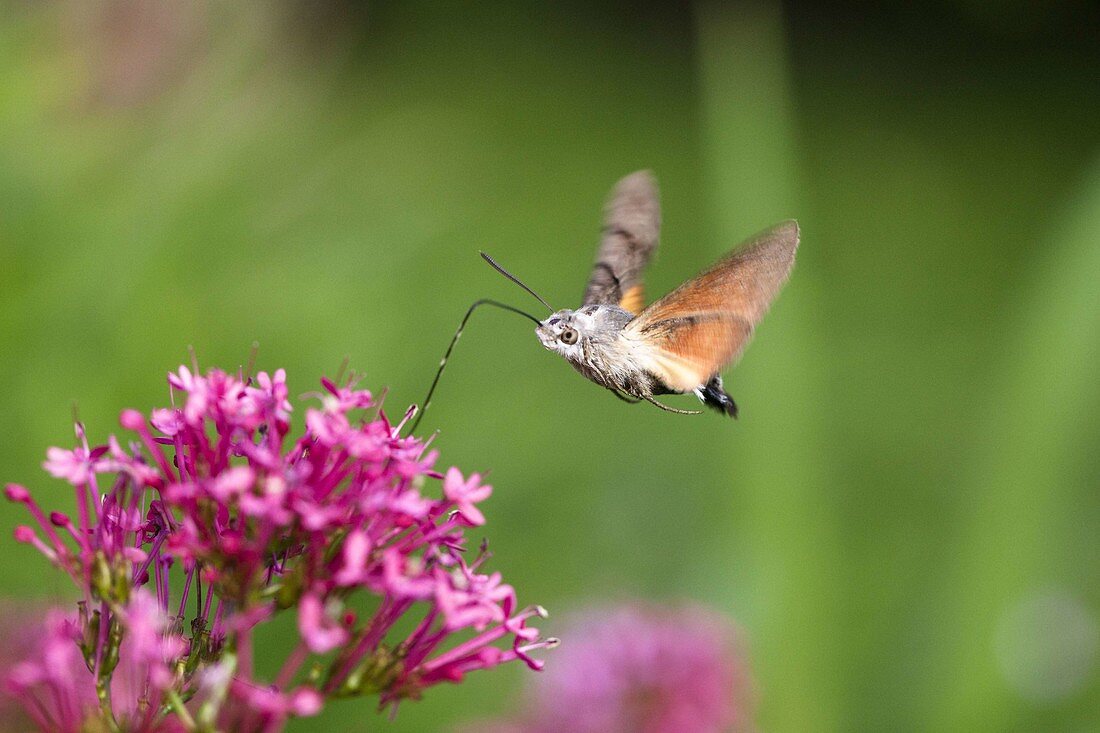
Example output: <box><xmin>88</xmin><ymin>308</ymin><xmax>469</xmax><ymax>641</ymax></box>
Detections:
<box><xmin>411</xmin><ymin>171</ymin><xmax>798</xmax><ymax>431</ymax></box>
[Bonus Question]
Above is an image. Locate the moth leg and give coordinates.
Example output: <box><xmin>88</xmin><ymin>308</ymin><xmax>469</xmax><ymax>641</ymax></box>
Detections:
<box><xmin>642</xmin><ymin>395</ymin><xmax>702</xmax><ymax>415</ymax></box>
<box><xmin>608</xmin><ymin>389</ymin><xmax>641</xmax><ymax>405</ymax></box>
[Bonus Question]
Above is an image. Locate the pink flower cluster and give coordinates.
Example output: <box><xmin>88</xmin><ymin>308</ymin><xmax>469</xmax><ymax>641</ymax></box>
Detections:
<box><xmin>467</xmin><ymin>603</ymin><xmax>753</xmax><ymax>733</ymax></box>
<box><xmin>5</xmin><ymin>365</ymin><xmax>551</xmax><ymax>732</ymax></box>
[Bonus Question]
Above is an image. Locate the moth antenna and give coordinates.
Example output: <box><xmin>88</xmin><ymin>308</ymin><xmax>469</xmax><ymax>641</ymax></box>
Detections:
<box><xmin>409</xmin><ymin>298</ymin><xmax>542</xmax><ymax>435</ymax></box>
<box><xmin>479</xmin><ymin>252</ymin><xmax>554</xmax><ymax>312</ymax></box>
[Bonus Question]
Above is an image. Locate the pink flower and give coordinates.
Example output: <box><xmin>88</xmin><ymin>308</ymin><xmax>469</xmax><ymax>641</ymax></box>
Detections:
<box><xmin>468</xmin><ymin>603</ymin><xmax>754</xmax><ymax>733</ymax></box>
<box><xmin>150</xmin><ymin>408</ymin><xmax>184</xmax><ymax>437</ymax></box>
<box><xmin>120</xmin><ymin>591</ymin><xmax>188</xmax><ymax>690</ymax></box>
<box><xmin>3</xmin><ymin>610</ymin><xmax>97</xmax><ymax>733</ymax></box>
<box><xmin>1</xmin><ymin>597</ymin><xmax>192</xmax><ymax>733</ymax></box>
<box><xmin>334</xmin><ymin>530</ymin><xmax>372</xmax><ymax>586</ymax></box>
<box><xmin>443</xmin><ymin>468</ymin><xmax>492</xmax><ymax>526</ymax></box>
<box><xmin>209</xmin><ymin>465</ymin><xmax>255</xmax><ymax>502</ymax></box>
<box><xmin>233</xmin><ymin>683</ymin><xmax>323</xmax><ymax>718</ymax></box>
<box><xmin>380</xmin><ymin>548</ymin><xmax>437</xmax><ymax>600</ymax></box>
<box><xmin>298</xmin><ymin>593</ymin><xmax>349</xmax><ymax>654</ymax></box>
<box><xmin>5</xmin><ymin>363</ymin><xmax>548</xmax><ymax>731</ymax></box>
<box><xmin>42</xmin><ymin>446</ymin><xmax>99</xmax><ymax>485</ymax></box>
<box><xmin>319</xmin><ymin>376</ymin><xmax>373</xmax><ymax>412</ymax></box>
<box><xmin>0</xmin><ymin>602</ymin><xmax>59</xmax><ymax>731</ymax></box>
<box><xmin>254</xmin><ymin>369</ymin><xmax>293</xmax><ymax>427</ymax></box>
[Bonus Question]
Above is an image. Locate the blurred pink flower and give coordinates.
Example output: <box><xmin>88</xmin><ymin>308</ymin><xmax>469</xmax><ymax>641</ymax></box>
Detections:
<box><xmin>2</xmin><ymin>596</ymin><xmax>189</xmax><ymax>733</ymax></box>
<box><xmin>3</xmin><ymin>609</ymin><xmax>97</xmax><ymax>733</ymax></box>
<box><xmin>5</xmin><ymin>363</ymin><xmax>549</xmax><ymax>731</ymax></box>
<box><xmin>0</xmin><ymin>602</ymin><xmax>53</xmax><ymax>733</ymax></box>
<box><xmin>467</xmin><ymin>603</ymin><xmax>754</xmax><ymax>733</ymax></box>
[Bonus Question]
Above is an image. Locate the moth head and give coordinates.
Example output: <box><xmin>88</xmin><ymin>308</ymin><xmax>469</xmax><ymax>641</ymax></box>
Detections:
<box><xmin>537</xmin><ymin>308</ymin><xmax>599</xmax><ymax>360</ymax></box>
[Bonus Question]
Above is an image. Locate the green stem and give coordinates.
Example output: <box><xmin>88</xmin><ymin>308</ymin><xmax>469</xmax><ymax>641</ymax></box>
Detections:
<box><xmin>165</xmin><ymin>688</ymin><xmax>197</xmax><ymax>731</ymax></box>
<box><xmin>94</xmin><ymin>673</ymin><xmax>121</xmax><ymax>733</ymax></box>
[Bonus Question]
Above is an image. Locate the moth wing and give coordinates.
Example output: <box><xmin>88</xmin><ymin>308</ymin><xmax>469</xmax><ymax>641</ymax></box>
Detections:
<box><xmin>582</xmin><ymin>170</ymin><xmax>660</xmax><ymax>314</ymax></box>
<box><xmin>625</xmin><ymin>220</ymin><xmax>799</xmax><ymax>392</ymax></box>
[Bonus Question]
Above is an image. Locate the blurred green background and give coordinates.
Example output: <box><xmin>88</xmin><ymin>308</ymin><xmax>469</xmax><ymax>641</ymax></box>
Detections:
<box><xmin>2</xmin><ymin>1</ymin><xmax>1098</xmax><ymax>730</ymax></box>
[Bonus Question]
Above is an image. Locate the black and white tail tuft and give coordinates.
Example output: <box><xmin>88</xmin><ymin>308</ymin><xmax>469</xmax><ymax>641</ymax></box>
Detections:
<box><xmin>697</xmin><ymin>376</ymin><xmax>738</xmax><ymax>418</ymax></box>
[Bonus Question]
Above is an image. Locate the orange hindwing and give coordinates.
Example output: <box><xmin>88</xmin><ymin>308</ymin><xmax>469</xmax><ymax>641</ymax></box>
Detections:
<box><xmin>625</xmin><ymin>221</ymin><xmax>799</xmax><ymax>391</ymax></box>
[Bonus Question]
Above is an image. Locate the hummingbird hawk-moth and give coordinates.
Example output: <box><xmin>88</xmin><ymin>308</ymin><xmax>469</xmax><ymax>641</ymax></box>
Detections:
<box><xmin>411</xmin><ymin>170</ymin><xmax>798</xmax><ymax>430</ymax></box>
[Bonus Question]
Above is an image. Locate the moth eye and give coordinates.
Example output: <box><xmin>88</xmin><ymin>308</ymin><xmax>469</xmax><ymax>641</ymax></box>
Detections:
<box><xmin>560</xmin><ymin>328</ymin><xmax>578</xmax><ymax>345</ymax></box>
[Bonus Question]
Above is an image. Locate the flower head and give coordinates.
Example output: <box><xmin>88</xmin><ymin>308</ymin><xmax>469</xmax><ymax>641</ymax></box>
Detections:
<box><xmin>467</xmin><ymin>603</ymin><xmax>753</xmax><ymax>733</ymax></box>
<box><xmin>444</xmin><ymin>468</ymin><xmax>493</xmax><ymax>526</ymax></box>
<box><xmin>4</xmin><ymin>363</ymin><xmax>549</xmax><ymax>732</ymax></box>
